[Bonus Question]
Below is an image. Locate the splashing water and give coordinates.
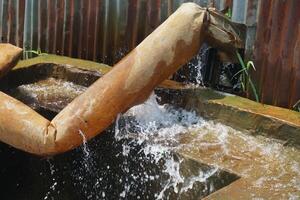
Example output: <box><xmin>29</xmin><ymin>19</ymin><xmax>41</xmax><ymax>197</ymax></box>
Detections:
<box><xmin>37</xmin><ymin>92</ymin><xmax>300</xmax><ymax>199</ymax></box>
<box><xmin>114</xmin><ymin>93</ymin><xmax>222</xmax><ymax>199</ymax></box>
<box><xmin>44</xmin><ymin>159</ymin><xmax>59</xmax><ymax>200</ymax></box>
<box><xmin>74</xmin><ymin>130</ymin><xmax>103</xmax><ymax>199</ymax></box>
<box><xmin>9</xmin><ymin>78</ymin><xmax>86</xmax><ymax>113</ymax></box>
<box><xmin>113</xmin><ymin>92</ymin><xmax>300</xmax><ymax>199</ymax></box>
<box><xmin>190</xmin><ymin>51</ymin><xmax>205</xmax><ymax>86</ymax></box>
<box><xmin>79</xmin><ymin>130</ymin><xmax>90</xmax><ymax>158</ymax></box>
<box><xmin>185</xmin><ymin>45</ymin><xmax>210</xmax><ymax>86</ymax></box>
<box><xmin>173</xmin><ymin>45</ymin><xmax>208</xmax><ymax>86</ymax></box>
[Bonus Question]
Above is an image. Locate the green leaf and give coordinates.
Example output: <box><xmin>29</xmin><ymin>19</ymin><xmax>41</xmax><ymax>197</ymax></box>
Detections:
<box><xmin>236</xmin><ymin>51</ymin><xmax>259</xmax><ymax>102</ymax></box>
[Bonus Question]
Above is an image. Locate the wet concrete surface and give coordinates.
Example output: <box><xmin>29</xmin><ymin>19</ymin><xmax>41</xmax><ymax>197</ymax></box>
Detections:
<box><xmin>177</xmin><ymin>125</ymin><xmax>300</xmax><ymax>199</ymax></box>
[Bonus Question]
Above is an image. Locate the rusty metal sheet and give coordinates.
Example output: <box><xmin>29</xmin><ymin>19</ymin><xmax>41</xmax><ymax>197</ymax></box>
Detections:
<box><xmin>2</xmin><ymin>0</ymin><xmax>299</xmax><ymax>109</ymax></box>
<box><xmin>0</xmin><ymin>0</ymin><xmax>221</xmax><ymax>65</ymax></box>
<box><xmin>254</xmin><ymin>0</ymin><xmax>300</xmax><ymax>108</ymax></box>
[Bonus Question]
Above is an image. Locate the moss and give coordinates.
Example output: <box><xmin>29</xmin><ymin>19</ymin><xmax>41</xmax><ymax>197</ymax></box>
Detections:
<box><xmin>190</xmin><ymin>88</ymin><xmax>300</xmax><ymax>126</ymax></box>
<box><xmin>216</xmin><ymin>95</ymin><xmax>300</xmax><ymax>125</ymax></box>
<box><xmin>15</xmin><ymin>55</ymin><xmax>111</xmax><ymax>74</ymax></box>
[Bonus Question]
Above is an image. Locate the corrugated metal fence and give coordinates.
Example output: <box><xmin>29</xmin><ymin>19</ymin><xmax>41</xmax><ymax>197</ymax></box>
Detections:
<box><xmin>254</xmin><ymin>0</ymin><xmax>300</xmax><ymax>108</ymax></box>
<box><xmin>0</xmin><ymin>0</ymin><xmax>229</xmax><ymax>65</ymax></box>
<box><xmin>1</xmin><ymin>0</ymin><xmax>299</xmax><ymax>108</ymax></box>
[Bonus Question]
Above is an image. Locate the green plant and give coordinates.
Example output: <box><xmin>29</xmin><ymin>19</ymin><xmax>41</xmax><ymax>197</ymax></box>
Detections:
<box><xmin>24</xmin><ymin>48</ymin><xmax>48</xmax><ymax>59</ymax></box>
<box><xmin>293</xmin><ymin>99</ymin><xmax>300</xmax><ymax>112</ymax></box>
<box><xmin>225</xmin><ymin>8</ymin><xmax>232</xmax><ymax>19</ymax></box>
<box><xmin>233</xmin><ymin>51</ymin><xmax>259</xmax><ymax>102</ymax></box>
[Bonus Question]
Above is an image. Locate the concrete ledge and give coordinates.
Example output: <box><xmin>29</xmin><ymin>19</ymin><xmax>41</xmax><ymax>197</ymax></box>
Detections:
<box><xmin>15</xmin><ymin>54</ymin><xmax>111</xmax><ymax>74</ymax></box>
<box><xmin>203</xmin><ymin>178</ymin><xmax>278</xmax><ymax>200</ymax></box>
<box><xmin>159</xmin><ymin>87</ymin><xmax>300</xmax><ymax>147</ymax></box>
<box><xmin>14</xmin><ymin>55</ymin><xmax>185</xmax><ymax>90</ymax></box>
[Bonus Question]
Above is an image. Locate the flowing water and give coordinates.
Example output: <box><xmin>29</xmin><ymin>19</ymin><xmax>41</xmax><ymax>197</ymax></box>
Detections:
<box><xmin>173</xmin><ymin>45</ymin><xmax>208</xmax><ymax>86</ymax></box>
<box><xmin>7</xmin><ymin>78</ymin><xmax>86</xmax><ymax>113</ymax></box>
<box><xmin>1</xmin><ymin>57</ymin><xmax>299</xmax><ymax>199</ymax></box>
<box><xmin>69</xmin><ymin>93</ymin><xmax>238</xmax><ymax>200</ymax></box>
<box><xmin>0</xmin><ymin>91</ymin><xmax>238</xmax><ymax>200</ymax></box>
<box><xmin>113</xmin><ymin>94</ymin><xmax>229</xmax><ymax>199</ymax></box>
<box><xmin>1</xmin><ymin>83</ymin><xmax>300</xmax><ymax>199</ymax></box>
<box><xmin>74</xmin><ymin>92</ymin><xmax>300</xmax><ymax>199</ymax></box>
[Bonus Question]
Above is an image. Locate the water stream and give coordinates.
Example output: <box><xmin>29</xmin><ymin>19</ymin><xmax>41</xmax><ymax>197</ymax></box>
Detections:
<box><xmin>2</xmin><ymin>81</ymin><xmax>300</xmax><ymax>199</ymax></box>
<box><xmin>65</xmin><ymin>93</ymin><xmax>238</xmax><ymax>200</ymax></box>
<box><xmin>114</xmin><ymin>94</ymin><xmax>208</xmax><ymax>199</ymax></box>
<box><xmin>70</xmin><ymin>92</ymin><xmax>300</xmax><ymax>199</ymax></box>
<box><xmin>2</xmin><ymin>54</ymin><xmax>299</xmax><ymax>199</ymax></box>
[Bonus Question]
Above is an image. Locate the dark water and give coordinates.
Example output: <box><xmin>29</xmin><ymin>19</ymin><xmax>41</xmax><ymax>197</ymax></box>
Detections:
<box><xmin>0</xmin><ymin>129</ymin><xmax>144</xmax><ymax>200</ymax></box>
<box><xmin>0</xmin><ymin>124</ymin><xmax>238</xmax><ymax>200</ymax></box>
<box><xmin>0</xmin><ymin>70</ymin><xmax>238</xmax><ymax>199</ymax></box>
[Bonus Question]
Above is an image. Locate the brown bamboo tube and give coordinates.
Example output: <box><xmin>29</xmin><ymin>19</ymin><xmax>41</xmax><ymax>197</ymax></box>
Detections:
<box><xmin>0</xmin><ymin>3</ymin><xmax>243</xmax><ymax>156</ymax></box>
<box><xmin>50</xmin><ymin>3</ymin><xmax>208</xmax><ymax>154</ymax></box>
<box><xmin>0</xmin><ymin>44</ymin><xmax>22</xmax><ymax>78</ymax></box>
<box><xmin>0</xmin><ymin>92</ymin><xmax>57</xmax><ymax>155</ymax></box>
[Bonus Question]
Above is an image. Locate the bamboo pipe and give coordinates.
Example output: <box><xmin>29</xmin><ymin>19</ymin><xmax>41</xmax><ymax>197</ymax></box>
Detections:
<box><xmin>0</xmin><ymin>44</ymin><xmax>22</xmax><ymax>79</ymax></box>
<box><xmin>0</xmin><ymin>92</ymin><xmax>56</xmax><ymax>155</ymax></box>
<box><xmin>0</xmin><ymin>3</ymin><xmax>243</xmax><ymax>156</ymax></box>
<box><xmin>50</xmin><ymin>3</ymin><xmax>207</xmax><ymax>154</ymax></box>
